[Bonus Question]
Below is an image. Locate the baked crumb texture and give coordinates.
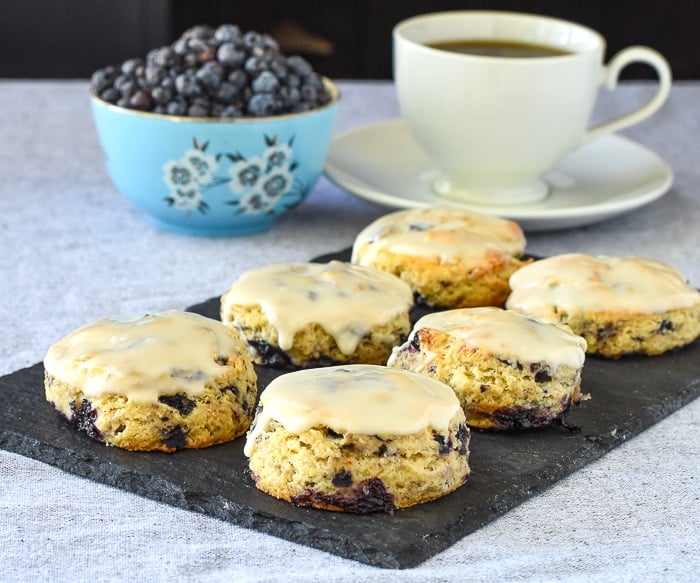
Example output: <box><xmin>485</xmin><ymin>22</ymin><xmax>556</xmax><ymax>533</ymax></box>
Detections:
<box><xmin>45</xmin><ymin>361</ymin><xmax>257</xmax><ymax>452</ymax></box>
<box><xmin>387</xmin><ymin>308</ymin><xmax>587</xmax><ymax>430</ymax></box>
<box><xmin>43</xmin><ymin>311</ymin><xmax>258</xmax><ymax>452</ymax></box>
<box><xmin>351</xmin><ymin>207</ymin><xmax>531</xmax><ymax>308</ymax></box>
<box><xmin>247</xmin><ymin>416</ymin><xmax>470</xmax><ymax>513</ymax></box>
<box><xmin>506</xmin><ymin>254</ymin><xmax>700</xmax><ymax>358</ymax></box>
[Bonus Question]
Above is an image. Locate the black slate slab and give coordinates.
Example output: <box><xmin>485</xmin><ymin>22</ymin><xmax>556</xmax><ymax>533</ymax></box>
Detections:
<box><xmin>1</xmin><ymin>249</ymin><xmax>699</xmax><ymax>569</ymax></box>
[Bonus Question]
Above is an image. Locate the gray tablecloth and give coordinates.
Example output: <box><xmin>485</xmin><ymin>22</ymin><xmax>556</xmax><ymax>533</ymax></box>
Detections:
<box><xmin>1</xmin><ymin>80</ymin><xmax>698</xmax><ymax>582</ymax></box>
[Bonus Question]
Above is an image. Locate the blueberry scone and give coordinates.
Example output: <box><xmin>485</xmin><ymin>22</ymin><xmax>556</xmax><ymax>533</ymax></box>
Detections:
<box><xmin>388</xmin><ymin>308</ymin><xmax>588</xmax><ymax>430</ymax></box>
<box><xmin>220</xmin><ymin>261</ymin><xmax>414</xmax><ymax>368</ymax></box>
<box><xmin>506</xmin><ymin>254</ymin><xmax>700</xmax><ymax>358</ymax></box>
<box><xmin>245</xmin><ymin>364</ymin><xmax>470</xmax><ymax>513</ymax></box>
<box><xmin>351</xmin><ymin>207</ymin><xmax>530</xmax><ymax>308</ymax></box>
<box><xmin>43</xmin><ymin>310</ymin><xmax>258</xmax><ymax>452</ymax></box>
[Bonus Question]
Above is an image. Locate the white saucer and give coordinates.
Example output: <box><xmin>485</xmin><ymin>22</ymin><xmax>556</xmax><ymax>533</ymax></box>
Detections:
<box><xmin>324</xmin><ymin>119</ymin><xmax>673</xmax><ymax>231</ymax></box>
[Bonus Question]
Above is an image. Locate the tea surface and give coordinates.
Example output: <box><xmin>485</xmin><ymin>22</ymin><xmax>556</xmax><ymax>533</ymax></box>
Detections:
<box><xmin>429</xmin><ymin>39</ymin><xmax>573</xmax><ymax>58</ymax></box>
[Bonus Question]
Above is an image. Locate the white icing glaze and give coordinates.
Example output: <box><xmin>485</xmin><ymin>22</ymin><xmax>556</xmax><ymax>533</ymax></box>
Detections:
<box><xmin>507</xmin><ymin>254</ymin><xmax>700</xmax><ymax>315</ymax></box>
<box><xmin>388</xmin><ymin>307</ymin><xmax>586</xmax><ymax>370</ymax></box>
<box><xmin>220</xmin><ymin>261</ymin><xmax>413</xmax><ymax>354</ymax></box>
<box><xmin>43</xmin><ymin>310</ymin><xmax>243</xmax><ymax>402</ymax></box>
<box><xmin>351</xmin><ymin>207</ymin><xmax>525</xmax><ymax>266</ymax></box>
<box><xmin>244</xmin><ymin>364</ymin><xmax>460</xmax><ymax>457</ymax></box>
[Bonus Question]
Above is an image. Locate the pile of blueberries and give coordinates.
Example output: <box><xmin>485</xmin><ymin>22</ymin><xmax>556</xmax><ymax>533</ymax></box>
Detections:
<box><xmin>90</xmin><ymin>24</ymin><xmax>333</xmax><ymax>118</ymax></box>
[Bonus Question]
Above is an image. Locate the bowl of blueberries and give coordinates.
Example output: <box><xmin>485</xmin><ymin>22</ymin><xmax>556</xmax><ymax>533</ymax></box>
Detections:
<box><xmin>90</xmin><ymin>24</ymin><xmax>340</xmax><ymax>236</ymax></box>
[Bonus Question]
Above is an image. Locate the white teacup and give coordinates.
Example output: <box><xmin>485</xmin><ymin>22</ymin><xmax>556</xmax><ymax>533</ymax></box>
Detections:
<box><xmin>393</xmin><ymin>11</ymin><xmax>672</xmax><ymax>204</ymax></box>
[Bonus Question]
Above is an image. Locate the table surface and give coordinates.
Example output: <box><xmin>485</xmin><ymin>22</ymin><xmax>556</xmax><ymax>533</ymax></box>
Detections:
<box><xmin>1</xmin><ymin>79</ymin><xmax>698</xmax><ymax>582</ymax></box>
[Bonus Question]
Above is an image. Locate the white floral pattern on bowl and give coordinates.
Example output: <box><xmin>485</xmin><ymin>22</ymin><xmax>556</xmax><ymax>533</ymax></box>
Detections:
<box><xmin>163</xmin><ymin>135</ymin><xmax>306</xmax><ymax>217</ymax></box>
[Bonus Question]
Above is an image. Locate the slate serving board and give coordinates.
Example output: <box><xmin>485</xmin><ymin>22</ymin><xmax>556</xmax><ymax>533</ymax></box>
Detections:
<box><xmin>1</xmin><ymin>248</ymin><xmax>699</xmax><ymax>569</ymax></box>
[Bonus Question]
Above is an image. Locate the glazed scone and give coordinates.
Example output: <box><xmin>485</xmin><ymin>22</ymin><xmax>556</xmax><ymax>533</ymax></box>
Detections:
<box><xmin>245</xmin><ymin>365</ymin><xmax>470</xmax><ymax>513</ymax></box>
<box><xmin>220</xmin><ymin>261</ymin><xmax>414</xmax><ymax>368</ymax></box>
<box><xmin>43</xmin><ymin>310</ymin><xmax>258</xmax><ymax>452</ymax></box>
<box><xmin>387</xmin><ymin>308</ymin><xmax>588</xmax><ymax>430</ymax></box>
<box><xmin>351</xmin><ymin>207</ymin><xmax>530</xmax><ymax>308</ymax></box>
<box><xmin>506</xmin><ymin>254</ymin><xmax>700</xmax><ymax>358</ymax></box>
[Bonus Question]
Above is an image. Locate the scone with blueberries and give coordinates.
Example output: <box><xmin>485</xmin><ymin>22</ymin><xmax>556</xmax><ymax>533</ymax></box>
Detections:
<box><xmin>387</xmin><ymin>307</ymin><xmax>588</xmax><ymax>430</ymax></box>
<box><xmin>220</xmin><ymin>261</ymin><xmax>414</xmax><ymax>368</ymax></box>
<box><xmin>506</xmin><ymin>253</ymin><xmax>700</xmax><ymax>358</ymax></box>
<box><xmin>244</xmin><ymin>364</ymin><xmax>470</xmax><ymax>513</ymax></box>
<box><xmin>351</xmin><ymin>207</ymin><xmax>530</xmax><ymax>308</ymax></box>
<box><xmin>43</xmin><ymin>310</ymin><xmax>258</xmax><ymax>452</ymax></box>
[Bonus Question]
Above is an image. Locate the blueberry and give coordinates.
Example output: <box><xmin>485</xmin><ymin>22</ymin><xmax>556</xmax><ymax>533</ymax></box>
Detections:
<box><xmin>113</xmin><ymin>73</ymin><xmax>131</xmax><ymax>90</ymax></box>
<box><xmin>148</xmin><ymin>46</ymin><xmax>177</xmax><ymax>67</ymax></box>
<box><xmin>91</xmin><ymin>67</ymin><xmax>116</xmax><ymax>94</ymax></box>
<box><xmin>159</xmin><ymin>394</ymin><xmax>196</xmax><ymax>416</ymax></box>
<box><xmin>188</xmin><ymin>103</ymin><xmax>209</xmax><ymax>117</ymax></box>
<box><xmin>261</xmin><ymin>34</ymin><xmax>280</xmax><ymax>53</ymax></box>
<box><xmin>242</xmin><ymin>30</ymin><xmax>264</xmax><ymax>49</ymax></box>
<box><xmin>99</xmin><ymin>87</ymin><xmax>120</xmax><ymax>103</ymax></box>
<box><xmin>456</xmin><ymin>423</ymin><xmax>469</xmax><ymax>455</ymax></box>
<box><xmin>160</xmin><ymin>75</ymin><xmax>176</xmax><ymax>91</ymax></box>
<box><xmin>534</xmin><ymin>369</ymin><xmax>552</xmax><ymax>383</ymax></box>
<box><xmin>280</xmin><ymin>86</ymin><xmax>300</xmax><ymax>105</ymax></box>
<box><xmin>246</xmin><ymin>339</ymin><xmax>294</xmax><ymax>368</ymax></box>
<box><xmin>244</xmin><ymin>55</ymin><xmax>270</xmax><ymax>76</ymax></box>
<box><xmin>172</xmin><ymin>37</ymin><xmax>189</xmax><ymax>56</ymax></box>
<box><xmin>214</xmin><ymin>81</ymin><xmax>238</xmax><ymax>103</ymax></box>
<box><xmin>332</xmin><ymin>471</ymin><xmax>353</xmax><ymax>487</ymax></box>
<box><xmin>129</xmin><ymin>89</ymin><xmax>152</xmax><ymax>111</ymax></box>
<box><xmin>227</xmin><ymin>68</ymin><xmax>248</xmax><ymax>89</ymax></box>
<box><xmin>247</xmin><ymin>93</ymin><xmax>277</xmax><ymax>116</ymax></box>
<box><xmin>300</xmin><ymin>83</ymin><xmax>318</xmax><ymax>104</ymax></box>
<box><xmin>144</xmin><ymin>64</ymin><xmax>166</xmax><ymax>86</ymax></box>
<box><xmin>195</xmin><ymin>61</ymin><xmax>224</xmax><ymax>89</ymax></box>
<box><xmin>214</xmin><ymin>24</ymin><xmax>241</xmax><ymax>43</ymax></box>
<box><xmin>151</xmin><ymin>86</ymin><xmax>172</xmax><ymax>104</ymax></box>
<box><xmin>121</xmin><ymin>57</ymin><xmax>144</xmax><ymax>76</ymax></box>
<box><xmin>166</xmin><ymin>100</ymin><xmax>188</xmax><ymax>116</ymax></box>
<box><xmin>175</xmin><ymin>73</ymin><xmax>202</xmax><ymax>97</ymax></box>
<box><xmin>161</xmin><ymin>425</ymin><xmax>187</xmax><ymax>450</ymax></box>
<box><xmin>183</xmin><ymin>25</ymin><xmax>215</xmax><ymax>40</ymax></box>
<box><xmin>433</xmin><ymin>434</ymin><xmax>452</xmax><ymax>456</ymax></box>
<box><xmin>188</xmin><ymin>38</ymin><xmax>216</xmax><ymax>63</ymax></box>
<box><xmin>287</xmin><ymin>55</ymin><xmax>313</xmax><ymax>77</ymax></box>
<box><xmin>117</xmin><ymin>78</ymin><xmax>137</xmax><ymax>98</ymax></box>
<box><xmin>220</xmin><ymin>104</ymin><xmax>243</xmax><ymax>117</ymax></box>
<box><xmin>285</xmin><ymin>73</ymin><xmax>301</xmax><ymax>88</ymax></box>
<box><xmin>69</xmin><ymin>399</ymin><xmax>102</xmax><ymax>440</ymax></box>
<box><xmin>269</xmin><ymin>56</ymin><xmax>288</xmax><ymax>80</ymax></box>
<box><xmin>217</xmin><ymin>42</ymin><xmax>246</xmax><ymax>67</ymax></box>
<box><xmin>183</xmin><ymin>51</ymin><xmax>199</xmax><ymax>68</ymax></box>
<box><xmin>656</xmin><ymin>319</ymin><xmax>674</xmax><ymax>333</ymax></box>
<box><xmin>252</xmin><ymin>70</ymin><xmax>279</xmax><ymax>93</ymax></box>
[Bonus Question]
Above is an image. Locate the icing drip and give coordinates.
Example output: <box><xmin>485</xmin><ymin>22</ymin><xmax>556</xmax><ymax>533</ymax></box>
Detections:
<box><xmin>221</xmin><ymin>261</ymin><xmax>413</xmax><ymax>354</ymax></box>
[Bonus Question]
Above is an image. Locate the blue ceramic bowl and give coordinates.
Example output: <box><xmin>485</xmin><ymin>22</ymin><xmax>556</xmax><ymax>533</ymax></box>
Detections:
<box><xmin>91</xmin><ymin>79</ymin><xmax>339</xmax><ymax>236</ymax></box>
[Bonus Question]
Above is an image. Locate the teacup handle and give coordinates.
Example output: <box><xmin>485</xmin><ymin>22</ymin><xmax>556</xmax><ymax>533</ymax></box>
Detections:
<box><xmin>585</xmin><ymin>46</ymin><xmax>672</xmax><ymax>143</ymax></box>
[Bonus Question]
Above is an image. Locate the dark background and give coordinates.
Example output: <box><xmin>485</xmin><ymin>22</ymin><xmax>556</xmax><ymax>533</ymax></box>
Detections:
<box><xmin>1</xmin><ymin>0</ymin><xmax>697</xmax><ymax>80</ymax></box>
